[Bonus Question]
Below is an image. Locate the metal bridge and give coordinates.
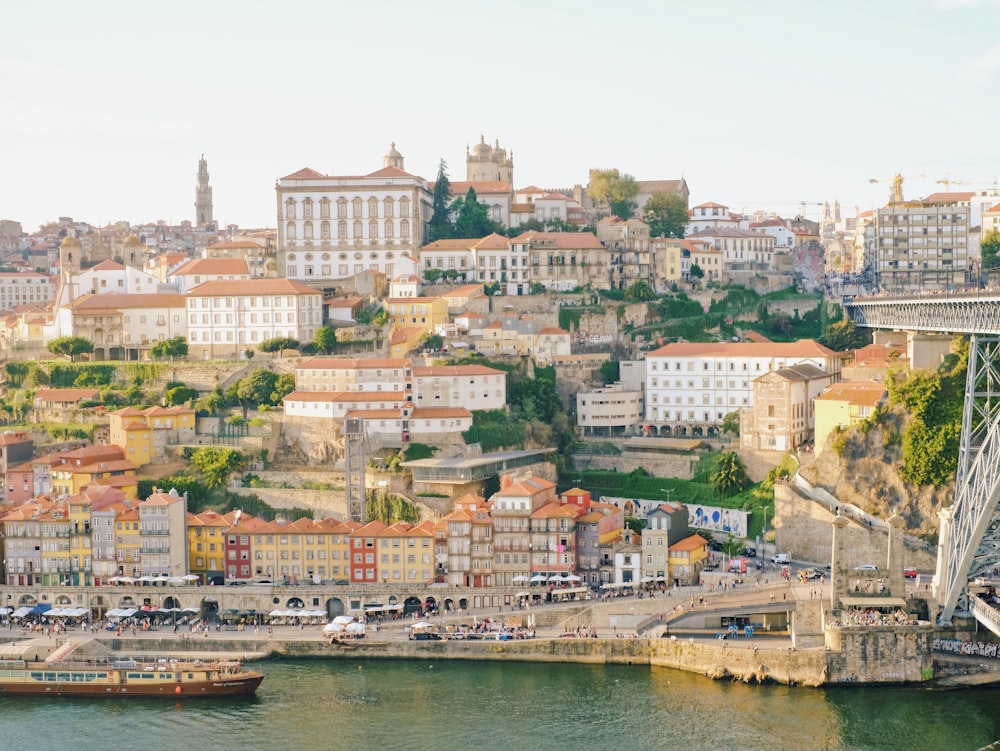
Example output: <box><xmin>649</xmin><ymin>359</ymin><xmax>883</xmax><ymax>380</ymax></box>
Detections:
<box><xmin>845</xmin><ymin>291</ymin><xmax>1000</xmax><ymax>629</ymax></box>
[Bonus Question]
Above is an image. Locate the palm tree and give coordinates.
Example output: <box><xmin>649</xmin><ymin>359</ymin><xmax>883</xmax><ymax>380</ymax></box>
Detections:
<box><xmin>711</xmin><ymin>451</ymin><xmax>750</xmax><ymax>497</ymax></box>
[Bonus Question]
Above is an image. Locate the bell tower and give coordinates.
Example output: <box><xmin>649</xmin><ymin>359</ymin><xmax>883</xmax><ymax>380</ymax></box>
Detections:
<box><xmin>195</xmin><ymin>154</ymin><xmax>215</xmax><ymax>230</ymax></box>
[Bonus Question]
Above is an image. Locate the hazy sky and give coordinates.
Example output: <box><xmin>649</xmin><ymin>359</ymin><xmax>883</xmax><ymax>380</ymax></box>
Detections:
<box><xmin>4</xmin><ymin>0</ymin><xmax>1000</xmax><ymax>233</ymax></box>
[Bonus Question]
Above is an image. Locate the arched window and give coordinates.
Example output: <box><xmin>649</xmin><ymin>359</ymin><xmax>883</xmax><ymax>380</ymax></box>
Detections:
<box><xmin>303</xmin><ymin>199</ymin><xmax>313</xmax><ymax>220</ymax></box>
<box><xmin>384</xmin><ymin>220</ymin><xmax>394</xmax><ymax>239</ymax></box>
<box><xmin>354</xmin><ymin>220</ymin><xmax>363</xmax><ymax>238</ymax></box>
<box><xmin>400</xmin><ymin>197</ymin><xmax>410</xmax><ymax>216</ymax></box>
<box><xmin>401</xmin><ymin>219</ymin><xmax>410</xmax><ymax>239</ymax></box>
<box><xmin>285</xmin><ymin>221</ymin><xmax>296</xmax><ymax>240</ymax></box>
<box><xmin>384</xmin><ymin>197</ymin><xmax>395</xmax><ymax>217</ymax></box>
<box><xmin>321</xmin><ymin>221</ymin><xmax>330</xmax><ymax>239</ymax></box>
<box><xmin>337</xmin><ymin>198</ymin><xmax>347</xmax><ymax>219</ymax></box>
<box><xmin>285</xmin><ymin>200</ymin><xmax>296</xmax><ymax>220</ymax></box>
<box><xmin>320</xmin><ymin>198</ymin><xmax>331</xmax><ymax>219</ymax></box>
<box><xmin>352</xmin><ymin>198</ymin><xmax>363</xmax><ymax>218</ymax></box>
<box><xmin>338</xmin><ymin>221</ymin><xmax>347</xmax><ymax>239</ymax></box>
<box><xmin>369</xmin><ymin>220</ymin><xmax>379</xmax><ymax>238</ymax></box>
<box><xmin>303</xmin><ymin>221</ymin><xmax>314</xmax><ymax>240</ymax></box>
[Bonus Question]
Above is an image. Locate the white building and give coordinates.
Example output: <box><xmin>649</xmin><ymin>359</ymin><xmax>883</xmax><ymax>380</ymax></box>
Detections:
<box><xmin>576</xmin><ymin>383</ymin><xmax>644</xmax><ymax>436</ymax></box>
<box><xmin>57</xmin><ymin>260</ymin><xmax>161</xmax><ymax>307</ymax></box>
<box><xmin>685</xmin><ymin>202</ymin><xmax>740</xmax><ymax>234</ymax></box>
<box><xmin>412</xmin><ymin>364</ymin><xmax>506</xmax><ymax>411</ymax></box>
<box><xmin>275</xmin><ymin>144</ymin><xmax>433</xmax><ymax>286</ymax></box>
<box><xmin>294</xmin><ymin>357</ymin><xmax>411</xmax><ymax>393</ymax></box>
<box><xmin>644</xmin><ymin>340</ymin><xmax>840</xmax><ymax>436</ymax></box>
<box><xmin>685</xmin><ymin>227</ymin><xmax>776</xmax><ymax>272</ymax></box>
<box><xmin>55</xmin><ymin>292</ymin><xmax>187</xmax><ymax>359</ymax></box>
<box><xmin>186</xmin><ymin>279</ymin><xmax>323</xmax><ymax>359</ymax></box>
<box><xmin>0</xmin><ymin>272</ymin><xmax>55</xmax><ymax>311</ymax></box>
<box><xmin>166</xmin><ymin>257</ymin><xmax>251</xmax><ymax>293</ymax></box>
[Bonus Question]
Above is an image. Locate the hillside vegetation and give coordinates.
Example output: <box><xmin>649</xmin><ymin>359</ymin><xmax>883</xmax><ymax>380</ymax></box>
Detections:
<box><xmin>799</xmin><ymin>338</ymin><xmax>967</xmax><ymax>540</ymax></box>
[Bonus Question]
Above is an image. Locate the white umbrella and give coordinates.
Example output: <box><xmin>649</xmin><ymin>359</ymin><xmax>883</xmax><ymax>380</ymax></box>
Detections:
<box><xmin>529</xmin><ymin>574</ymin><xmax>546</xmax><ymax>583</ymax></box>
<box><xmin>181</xmin><ymin>574</ymin><xmax>200</xmax><ymax>582</ymax></box>
<box><xmin>566</xmin><ymin>575</ymin><xmax>581</xmax><ymax>581</ymax></box>
<box><xmin>511</xmin><ymin>575</ymin><xmax>528</xmax><ymax>583</ymax></box>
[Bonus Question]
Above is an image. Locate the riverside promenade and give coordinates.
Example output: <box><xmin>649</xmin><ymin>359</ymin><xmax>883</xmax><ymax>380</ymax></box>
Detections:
<box><xmin>1</xmin><ymin>579</ymin><xmax>987</xmax><ymax>688</ymax></box>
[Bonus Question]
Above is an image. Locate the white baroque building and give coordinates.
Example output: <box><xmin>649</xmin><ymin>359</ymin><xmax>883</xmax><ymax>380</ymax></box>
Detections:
<box><xmin>275</xmin><ymin>144</ymin><xmax>433</xmax><ymax>287</ymax></box>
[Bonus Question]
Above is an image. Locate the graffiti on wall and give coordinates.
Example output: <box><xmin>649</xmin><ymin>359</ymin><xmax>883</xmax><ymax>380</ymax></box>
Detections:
<box><xmin>688</xmin><ymin>505</ymin><xmax>748</xmax><ymax>537</ymax></box>
<box><xmin>934</xmin><ymin>637</ymin><xmax>1000</xmax><ymax>659</ymax></box>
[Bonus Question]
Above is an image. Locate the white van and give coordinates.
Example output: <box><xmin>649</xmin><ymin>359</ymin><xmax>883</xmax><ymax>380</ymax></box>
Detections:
<box><xmin>772</xmin><ymin>553</ymin><xmax>791</xmax><ymax>565</ymax></box>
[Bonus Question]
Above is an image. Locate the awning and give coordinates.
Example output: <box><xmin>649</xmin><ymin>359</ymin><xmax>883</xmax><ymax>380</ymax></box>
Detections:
<box><xmin>840</xmin><ymin>596</ymin><xmax>907</xmax><ymax>608</ymax></box>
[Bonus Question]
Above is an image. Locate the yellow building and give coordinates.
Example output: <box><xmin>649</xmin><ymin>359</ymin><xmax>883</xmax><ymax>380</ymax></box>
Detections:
<box><xmin>114</xmin><ymin>504</ymin><xmax>142</xmax><ymax>578</ymax></box>
<box><xmin>109</xmin><ymin>405</ymin><xmax>196</xmax><ymax>467</ymax></box>
<box><xmin>668</xmin><ymin>534</ymin><xmax>709</xmax><ymax>586</ymax></box>
<box><xmin>49</xmin><ymin>445</ymin><xmax>137</xmax><ymax>496</ymax></box>
<box><xmin>188</xmin><ymin>509</ymin><xmax>245</xmax><ymax>585</ymax></box>
<box><xmin>814</xmin><ymin>380</ymin><xmax>887</xmax><ymax>456</ymax></box>
<box><xmin>37</xmin><ymin>501</ymin><xmax>72</xmax><ymax>587</ymax></box>
<box><xmin>384</xmin><ymin>296</ymin><xmax>449</xmax><ymax>333</ymax></box>
<box><xmin>389</xmin><ymin>325</ymin><xmax>427</xmax><ymax>358</ymax></box>
<box><xmin>372</xmin><ymin>521</ymin><xmax>436</xmax><ymax>586</ymax></box>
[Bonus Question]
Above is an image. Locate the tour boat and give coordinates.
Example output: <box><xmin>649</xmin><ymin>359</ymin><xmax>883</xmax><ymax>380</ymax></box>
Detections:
<box><xmin>0</xmin><ymin>658</ymin><xmax>264</xmax><ymax>697</ymax></box>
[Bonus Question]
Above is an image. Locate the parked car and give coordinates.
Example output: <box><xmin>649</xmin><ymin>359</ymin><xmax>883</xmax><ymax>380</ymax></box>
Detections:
<box><xmin>412</xmin><ymin>632</ymin><xmax>441</xmax><ymax>641</ymax></box>
<box><xmin>854</xmin><ymin>564</ymin><xmax>877</xmax><ymax>571</ymax></box>
<box><xmin>709</xmin><ymin>540</ymin><xmax>724</xmax><ymax>552</ymax></box>
<box><xmin>742</xmin><ymin>547</ymin><xmax>757</xmax><ymax>558</ymax></box>
<box><xmin>904</xmin><ymin>568</ymin><xmax>918</xmax><ymax>579</ymax></box>
<box><xmin>772</xmin><ymin>553</ymin><xmax>791</xmax><ymax>565</ymax></box>
<box><xmin>799</xmin><ymin>568</ymin><xmax>821</xmax><ymax>580</ymax></box>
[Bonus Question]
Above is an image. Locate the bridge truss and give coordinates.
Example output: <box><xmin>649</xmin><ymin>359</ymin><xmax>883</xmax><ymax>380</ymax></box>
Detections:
<box><xmin>938</xmin><ymin>336</ymin><xmax>1000</xmax><ymax>624</ymax></box>
<box><xmin>846</xmin><ymin>295</ymin><xmax>1000</xmax><ymax>626</ymax></box>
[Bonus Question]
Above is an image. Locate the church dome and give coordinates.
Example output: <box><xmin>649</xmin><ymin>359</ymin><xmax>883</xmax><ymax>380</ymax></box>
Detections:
<box><xmin>472</xmin><ymin>135</ymin><xmax>491</xmax><ymax>158</ymax></box>
<box><xmin>60</xmin><ymin>236</ymin><xmax>81</xmax><ymax>247</ymax></box>
<box><xmin>385</xmin><ymin>142</ymin><xmax>402</xmax><ymax>159</ymax></box>
<box><xmin>124</xmin><ymin>234</ymin><xmax>142</xmax><ymax>246</ymax></box>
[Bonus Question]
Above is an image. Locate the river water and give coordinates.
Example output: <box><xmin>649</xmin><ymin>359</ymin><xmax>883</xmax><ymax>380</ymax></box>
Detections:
<box><xmin>1</xmin><ymin>659</ymin><xmax>997</xmax><ymax>751</ymax></box>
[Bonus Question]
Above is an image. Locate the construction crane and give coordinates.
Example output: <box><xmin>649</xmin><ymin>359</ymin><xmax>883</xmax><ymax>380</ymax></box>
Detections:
<box><xmin>936</xmin><ymin>176</ymin><xmax>998</xmax><ymax>192</ymax></box>
<box><xmin>868</xmin><ymin>172</ymin><xmax>925</xmax><ymax>204</ymax></box>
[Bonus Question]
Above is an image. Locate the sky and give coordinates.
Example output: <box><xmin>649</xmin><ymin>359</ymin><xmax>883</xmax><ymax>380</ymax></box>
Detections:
<box><xmin>4</xmin><ymin>0</ymin><xmax>1000</xmax><ymax>233</ymax></box>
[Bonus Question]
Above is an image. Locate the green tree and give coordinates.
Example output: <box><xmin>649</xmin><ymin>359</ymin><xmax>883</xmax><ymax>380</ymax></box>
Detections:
<box><xmin>820</xmin><ymin>318</ymin><xmax>870</xmax><ymax>351</ymax></box>
<box><xmin>452</xmin><ymin>187</ymin><xmax>496</xmax><ymax>238</ymax></box>
<box><xmin>428</xmin><ymin>159</ymin><xmax>454</xmax><ymax>241</ymax></box>
<box><xmin>150</xmin><ymin>336</ymin><xmax>188</xmax><ymax>360</ymax></box>
<box><xmin>721</xmin><ymin>411</ymin><xmax>741</xmax><ymax>436</ymax></box>
<box><xmin>258</xmin><ymin>338</ymin><xmax>299</xmax><ymax>353</ymax></box>
<box><xmin>423</xmin><ymin>334</ymin><xmax>444</xmax><ymax>351</ymax></box>
<box><xmin>599</xmin><ymin>359</ymin><xmax>620</xmax><ymax>384</ymax></box>
<box><xmin>689</xmin><ymin>264</ymin><xmax>705</xmax><ymax>280</ymax></box>
<box><xmin>710</xmin><ymin>451</ymin><xmax>750</xmax><ymax>497</ymax></box>
<box><xmin>164</xmin><ymin>385</ymin><xmax>198</xmax><ymax>406</ymax></box>
<box><xmin>587</xmin><ymin>168</ymin><xmax>639</xmax><ymax>219</ymax></box>
<box><xmin>545</xmin><ymin>216</ymin><xmax>574</xmax><ymax>233</ymax></box>
<box><xmin>373</xmin><ymin>308</ymin><xmax>389</xmax><ymax>326</ymax></box>
<box><xmin>188</xmin><ymin>447</ymin><xmax>246</xmax><ymax>489</ymax></box>
<box><xmin>624</xmin><ymin>280</ymin><xmax>655</xmax><ymax>302</ymax></box>
<box><xmin>313</xmin><ymin>326</ymin><xmax>338</xmax><ymax>355</ymax></box>
<box><xmin>642</xmin><ymin>192</ymin><xmax>688</xmax><ymax>238</ymax></box>
<box><xmin>424</xmin><ymin>268</ymin><xmax>444</xmax><ymax>284</ymax></box>
<box><xmin>195</xmin><ymin>387</ymin><xmax>227</xmax><ymax>416</ymax></box>
<box><xmin>232</xmin><ymin>369</ymin><xmax>279</xmax><ymax>417</ymax></box>
<box><xmin>48</xmin><ymin>336</ymin><xmax>94</xmax><ymax>362</ymax></box>
<box><xmin>270</xmin><ymin>373</ymin><xmax>296</xmax><ymax>404</ymax></box>
<box><xmin>982</xmin><ymin>228</ymin><xmax>1000</xmax><ymax>269</ymax></box>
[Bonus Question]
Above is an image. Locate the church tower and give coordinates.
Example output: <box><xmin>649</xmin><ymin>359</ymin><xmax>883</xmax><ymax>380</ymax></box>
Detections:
<box><xmin>383</xmin><ymin>142</ymin><xmax>405</xmax><ymax>170</ymax></box>
<box><xmin>195</xmin><ymin>154</ymin><xmax>215</xmax><ymax>229</ymax></box>
<box><xmin>56</xmin><ymin>235</ymin><xmax>81</xmax><ymax>306</ymax></box>
<box><xmin>466</xmin><ymin>135</ymin><xmax>513</xmax><ymax>183</ymax></box>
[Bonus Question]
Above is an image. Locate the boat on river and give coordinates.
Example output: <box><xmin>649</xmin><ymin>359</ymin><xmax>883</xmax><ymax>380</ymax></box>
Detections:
<box><xmin>0</xmin><ymin>658</ymin><xmax>264</xmax><ymax>697</ymax></box>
